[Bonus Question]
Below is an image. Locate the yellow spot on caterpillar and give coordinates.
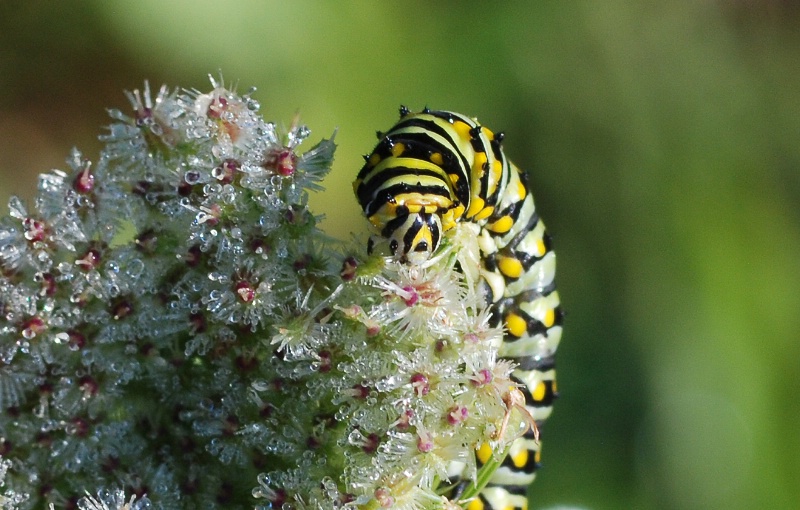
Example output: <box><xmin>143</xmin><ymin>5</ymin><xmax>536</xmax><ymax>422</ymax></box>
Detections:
<box><xmin>453</xmin><ymin>120</ymin><xmax>472</xmax><ymax>140</ymax></box>
<box><xmin>430</xmin><ymin>152</ymin><xmax>444</xmax><ymax>165</ymax></box>
<box><xmin>512</xmin><ymin>448</ymin><xmax>528</xmax><ymax>468</ymax></box>
<box><xmin>487</xmin><ymin>215</ymin><xmax>513</xmax><ymax>234</ymax></box>
<box><xmin>368</xmin><ymin>153</ymin><xmax>381</xmax><ymax>167</ymax></box>
<box><xmin>543</xmin><ymin>308</ymin><xmax>555</xmax><ymax>328</ymax></box>
<box><xmin>466</xmin><ymin>196</ymin><xmax>485</xmax><ymax>219</ymax></box>
<box><xmin>404</xmin><ymin>203</ymin><xmax>439</xmax><ymax>215</ymax></box>
<box><xmin>467</xmin><ymin>497</ymin><xmax>484</xmax><ymax>510</ymax></box>
<box><xmin>477</xmin><ymin>442</ymin><xmax>493</xmax><ymax>464</ymax></box>
<box><xmin>498</xmin><ymin>256</ymin><xmax>523</xmax><ymax>279</ymax></box>
<box><xmin>536</xmin><ymin>238</ymin><xmax>546</xmax><ymax>257</ymax></box>
<box><xmin>474</xmin><ymin>152</ymin><xmax>488</xmax><ymax>176</ymax></box>
<box><xmin>449</xmin><ymin>173</ymin><xmax>460</xmax><ymax>185</ymax></box>
<box><xmin>492</xmin><ymin>160</ymin><xmax>503</xmax><ymax>183</ymax></box>
<box><xmin>391</xmin><ymin>142</ymin><xmax>405</xmax><ymax>157</ymax></box>
<box><xmin>535</xmin><ymin>449</ymin><xmax>542</xmax><ymax>463</ymax></box>
<box><xmin>533</xmin><ymin>381</ymin><xmax>546</xmax><ymax>402</ymax></box>
<box><xmin>473</xmin><ymin>206</ymin><xmax>494</xmax><ymax>222</ymax></box>
<box><xmin>482</xmin><ymin>126</ymin><xmax>494</xmax><ymax>138</ymax></box>
<box><xmin>517</xmin><ymin>180</ymin><xmax>527</xmax><ymax>200</ymax></box>
<box><xmin>505</xmin><ymin>312</ymin><xmax>527</xmax><ymax>338</ymax></box>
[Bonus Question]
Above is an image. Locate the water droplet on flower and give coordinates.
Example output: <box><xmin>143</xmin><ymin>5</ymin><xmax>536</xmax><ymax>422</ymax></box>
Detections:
<box><xmin>184</xmin><ymin>170</ymin><xmax>202</xmax><ymax>185</ymax></box>
<box><xmin>125</xmin><ymin>258</ymin><xmax>145</xmax><ymax>278</ymax></box>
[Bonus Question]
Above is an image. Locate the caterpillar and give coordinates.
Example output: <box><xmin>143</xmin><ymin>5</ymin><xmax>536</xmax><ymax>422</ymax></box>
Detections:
<box><xmin>354</xmin><ymin>107</ymin><xmax>563</xmax><ymax>510</ymax></box>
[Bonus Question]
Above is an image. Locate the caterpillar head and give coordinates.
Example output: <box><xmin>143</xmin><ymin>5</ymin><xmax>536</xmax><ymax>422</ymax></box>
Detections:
<box><xmin>384</xmin><ymin>212</ymin><xmax>442</xmax><ymax>265</ymax></box>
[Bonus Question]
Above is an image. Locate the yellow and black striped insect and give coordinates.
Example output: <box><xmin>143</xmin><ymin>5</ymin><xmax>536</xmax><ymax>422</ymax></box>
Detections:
<box><xmin>354</xmin><ymin>107</ymin><xmax>563</xmax><ymax>510</ymax></box>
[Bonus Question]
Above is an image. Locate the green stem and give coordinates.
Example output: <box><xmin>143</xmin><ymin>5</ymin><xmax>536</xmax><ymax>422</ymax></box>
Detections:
<box><xmin>455</xmin><ymin>443</ymin><xmax>512</xmax><ymax>504</ymax></box>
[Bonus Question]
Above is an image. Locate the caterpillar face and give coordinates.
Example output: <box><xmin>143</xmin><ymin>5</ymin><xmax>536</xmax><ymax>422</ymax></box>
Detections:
<box><xmin>383</xmin><ymin>211</ymin><xmax>442</xmax><ymax>264</ymax></box>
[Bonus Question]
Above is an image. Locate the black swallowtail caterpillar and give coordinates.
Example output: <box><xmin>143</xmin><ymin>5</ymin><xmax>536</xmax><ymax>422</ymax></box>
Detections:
<box><xmin>354</xmin><ymin>107</ymin><xmax>562</xmax><ymax>510</ymax></box>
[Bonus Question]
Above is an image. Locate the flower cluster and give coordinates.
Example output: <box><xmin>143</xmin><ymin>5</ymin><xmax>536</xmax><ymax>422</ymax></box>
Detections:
<box><xmin>0</xmin><ymin>78</ymin><xmax>522</xmax><ymax>510</ymax></box>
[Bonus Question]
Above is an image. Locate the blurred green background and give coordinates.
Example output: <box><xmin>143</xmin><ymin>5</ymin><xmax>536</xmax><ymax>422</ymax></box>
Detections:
<box><xmin>2</xmin><ymin>1</ymin><xmax>799</xmax><ymax>509</ymax></box>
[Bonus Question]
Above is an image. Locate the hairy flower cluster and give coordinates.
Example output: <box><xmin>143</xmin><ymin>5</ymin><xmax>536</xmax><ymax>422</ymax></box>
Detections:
<box><xmin>0</xmin><ymin>78</ymin><xmax>522</xmax><ymax>510</ymax></box>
